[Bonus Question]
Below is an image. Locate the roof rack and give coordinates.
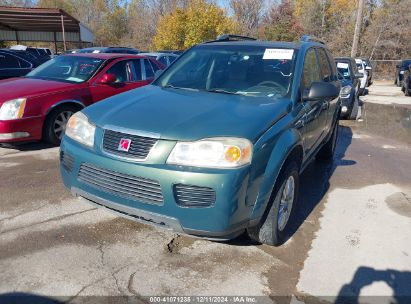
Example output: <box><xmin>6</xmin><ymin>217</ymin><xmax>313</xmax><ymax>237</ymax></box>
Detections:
<box><xmin>204</xmin><ymin>34</ymin><xmax>257</xmax><ymax>44</ymax></box>
<box><xmin>217</xmin><ymin>34</ymin><xmax>257</xmax><ymax>41</ymax></box>
<box><xmin>300</xmin><ymin>35</ymin><xmax>325</xmax><ymax>44</ymax></box>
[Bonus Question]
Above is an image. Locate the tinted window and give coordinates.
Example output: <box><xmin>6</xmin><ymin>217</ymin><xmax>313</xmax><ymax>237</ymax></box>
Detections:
<box><xmin>317</xmin><ymin>48</ymin><xmax>332</xmax><ymax>82</ymax></box>
<box><xmin>154</xmin><ymin>45</ymin><xmax>296</xmax><ymax>98</ymax></box>
<box><xmin>130</xmin><ymin>59</ymin><xmax>143</xmax><ymax>81</ymax></box>
<box><xmin>144</xmin><ymin>59</ymin><xmax>154</xmax><ymax>78</ymax></box>
<box><xmin>105</xmin><ymin>60</ymin><xmax>131</xmax><ymax>82</ymax></box>
<box><xmin>37</xmin><ymin>49</ymin><xmax>48</xmax><ymax>56</ymax></box>
<box><xmin>27</xmin><ymin>48</ymin><xmax>40</xmax><ymax>58</ymax></box>
<box><xmin>159</xmin><ymin>56</ymin><xmax>168</xmax><ymax>66</ymax></box>
<box><xmin>27</xmin><ymin>56</ymin><xmax>104</xmax><ymax>83</ymax></box>
<box><xmin>18</xmin><ymin>58</ymin><xmax>31</xmax><ymax>69</ymax></box>
<box><xmin>150</xmin><ymin>60</ymin><xmax>160</xmax><ymax>72</ymax></box>
<box><xmin>302</xmin><ymin>49</ymin><xmax>321</xmax><ymax>90</ymax></box>
<box><xmin>169</xmin><ymin>56</ymin><xmax>177</xmax><ymax>63</ymax></box>
<box><xmin>0</xmin><ymin>53</ymin><xmax>20</xmax><ymax>69</ymax></box>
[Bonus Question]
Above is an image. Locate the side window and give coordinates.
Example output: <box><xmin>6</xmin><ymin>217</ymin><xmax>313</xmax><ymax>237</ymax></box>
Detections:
<box><xmin>317</xmin><ymin>48</ymin><xmax>332</xmax><ymax>82</ymax></box>
<box><xmin>18</xmin><ymin>58</ymin><xmax>31</xmax><ymax>69</ymax></box>
<box><xmin>130</xmin><ymin>59</ymin><xmax>143</xmax><ymax>81</ymax></box>
<box><xmin>158</xmin><ymin>56</ymin><xmax>168</xmax><ymax>66</ymax></box>
<box><xmin>105</xmin><ymin>60</ymin><xmax>130</xmax><ymax>83</ymax></box>
<box><xmin>169</xmin><ymin>56</ymin><xmax>177</xmax><ymax>63</ymax></box>
<box><xmin>302</xmin><ymin>49</ymin><xmax>321</xmax><ymax>91</ymax></box>
<box><xmin>143</xmin><ymin>59</ymin><xmax>154</xmax><ymax>78</ymax></box>
<box><xmin>150</xmin><ymin>60</ymin><xmax>160</xmax><ymax>72</ymax></box>
<box><xmin>0</xmin><ymin>54</ymin><xmax>20</xmax><ymax>69</ymax></box>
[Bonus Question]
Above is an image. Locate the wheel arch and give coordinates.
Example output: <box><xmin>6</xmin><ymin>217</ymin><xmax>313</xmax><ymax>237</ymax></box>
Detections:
<box><xmin>42</xmin><ymin>100</ymin><xmax>85</xmax><ymax>140</ymax></box>
<box><xmin>45</xmin><ymin>100</ymin><xmax>85</xmax><ymax>116</ymax></box>
<box><xmin>249</xmin><ymin>129</ymin><xmax>304</xmax><ymax>225</ymax></box>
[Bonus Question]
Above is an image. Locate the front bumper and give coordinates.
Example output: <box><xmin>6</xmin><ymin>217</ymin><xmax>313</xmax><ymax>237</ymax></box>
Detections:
<box><xmin>60</xmin><ymin>136</ymin><xmax>254</xmax><ymax>239</ymax></box>
<box><xmin>0</xmin><ymin>116</ymin><xmax>43</xmax><ymax>143</ymax></box>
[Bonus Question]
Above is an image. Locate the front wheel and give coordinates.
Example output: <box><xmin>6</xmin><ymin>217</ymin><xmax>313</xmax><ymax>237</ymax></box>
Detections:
<box><xmin>43</xmin><ymin>105</ymin><xmax>78</xmax><ymax>145</ymax></box>
<box><xmin>247</xmin><ymin>161</ymin><xmax>300</xmax><ymax>246</ymax></box>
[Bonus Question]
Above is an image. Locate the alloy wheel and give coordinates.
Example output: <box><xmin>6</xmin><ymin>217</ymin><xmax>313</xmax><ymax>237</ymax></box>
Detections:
<box><xmin>277</xmin><ymin>175</ymin><xmax>295</xmax><ymax>232</ymax></box>
<box><xmin>53</xmin><ymin>110</ymin><xmax>73</xmax><ymax>140</ymax></box>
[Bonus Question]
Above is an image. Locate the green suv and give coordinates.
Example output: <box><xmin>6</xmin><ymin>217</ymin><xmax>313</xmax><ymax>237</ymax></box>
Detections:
<box><xmin>60</xmin><ymin>35</ymin><xmax>341</xmax><ymax>246</ymax></box>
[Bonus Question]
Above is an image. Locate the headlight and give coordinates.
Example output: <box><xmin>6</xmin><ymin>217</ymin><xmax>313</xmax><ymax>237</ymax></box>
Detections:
<box><xmin>167</xmin><ymin>137</ymin><xmax>253</xmax><ymax>168</ymax></box>
<box><xmin>340</xmin><ymin>85</ymin><xmax>352</xmax><ymax>97</ymax></box>
<box><xmin>65</xmin><ymin>112</ymin><xmax>95</xmax><ymax>147</ymax></box>
<box><xmin>0</xmin><ymin>98</ymin><xmax>26</xmax><ymax>120</ymax></box>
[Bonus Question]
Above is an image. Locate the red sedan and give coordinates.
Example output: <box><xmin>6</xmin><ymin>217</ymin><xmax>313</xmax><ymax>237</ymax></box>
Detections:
<box><xmin>0</xmin><ymin>53</ymin><xmax>164</xmax><ymax>144</ymax></box>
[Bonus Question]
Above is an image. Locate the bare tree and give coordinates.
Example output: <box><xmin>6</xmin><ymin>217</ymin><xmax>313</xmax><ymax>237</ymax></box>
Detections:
<box><xmin>229</xmin><ymin>0</ymin><xmax>265</xmax><ymax>37</ymax></box>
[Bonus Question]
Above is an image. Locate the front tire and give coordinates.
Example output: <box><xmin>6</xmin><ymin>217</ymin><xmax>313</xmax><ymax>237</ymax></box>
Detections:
<box><xmin>43</xmin><ymin>105</ymin><xmax>77</xmax><ymax>145</ymax></box>
<box><xmin>247</xmin><ymin>161</ymin><xmax>300</xmax><ymax>246</ymax></box>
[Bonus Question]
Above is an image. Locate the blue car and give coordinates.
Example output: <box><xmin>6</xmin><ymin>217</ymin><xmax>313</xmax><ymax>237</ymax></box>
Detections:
<box><xmin>60</xmin><ymin>35</ymin><xmax>341</xmax><ymax>246</ymax></box>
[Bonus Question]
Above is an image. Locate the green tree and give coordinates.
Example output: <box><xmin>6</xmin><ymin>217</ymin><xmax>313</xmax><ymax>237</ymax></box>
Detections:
<box><xmin>153</xmin><ymin>0</ymin><xmax>234</xmax><ymax>50</ymax></box>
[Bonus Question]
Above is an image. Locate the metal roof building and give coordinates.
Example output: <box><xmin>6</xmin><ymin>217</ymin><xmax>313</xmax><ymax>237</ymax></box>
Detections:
<box><xmin>0</xmin><ymin>6</ymin><xmax>94</xmax><ymax>51</ymax></box>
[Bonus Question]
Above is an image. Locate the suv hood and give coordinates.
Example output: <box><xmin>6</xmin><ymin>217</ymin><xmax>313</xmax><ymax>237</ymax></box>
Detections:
<box><xmin>0</xmin><ymin>77</ymin><xmax>78</xmax><ymax>104</ymax></box>
<box><xmin>84</xmin><ymin>85</ymin><xmax>290</xmax><ymax>142</ymax></box>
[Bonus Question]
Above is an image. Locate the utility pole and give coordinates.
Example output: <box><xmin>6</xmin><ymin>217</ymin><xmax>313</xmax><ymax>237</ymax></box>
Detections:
<box><xmin>351</xmin><ymin>0</ymin><xmax>365</xmax><ymax>57</ymax></box>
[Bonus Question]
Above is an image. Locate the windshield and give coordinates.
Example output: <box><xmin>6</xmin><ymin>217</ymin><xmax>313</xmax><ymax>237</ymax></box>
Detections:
<box><xmin>26</xmin><ymin>56</ymin><xmax>104</xmax><ymax>83</ymax></box>
<box><xmin>154</xmin><ymin>45</ymin><xmax>296</xmax><ymax>98</ymax></box>
<box><xmin>336</xmin><ymin>61</ymin><xmax>351</xmax><ymax>80</ymax></box>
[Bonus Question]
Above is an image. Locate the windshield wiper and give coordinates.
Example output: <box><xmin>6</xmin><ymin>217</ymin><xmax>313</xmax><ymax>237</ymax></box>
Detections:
<box><xmin>206</xmin><ymin>89</ymin><xmax>244</xmax><ymax>95</ymax></box>
<box><xmin>162</xmin><ymin>84</ymin><xmax>198</xmax><ymax>91</ymax></box>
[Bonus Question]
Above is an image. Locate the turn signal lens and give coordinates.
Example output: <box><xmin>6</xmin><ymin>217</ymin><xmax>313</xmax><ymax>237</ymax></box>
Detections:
<box><xmin>225</xmin><ymin>146</ymin><xmax>241</xmax><ymax>162</ymax></box>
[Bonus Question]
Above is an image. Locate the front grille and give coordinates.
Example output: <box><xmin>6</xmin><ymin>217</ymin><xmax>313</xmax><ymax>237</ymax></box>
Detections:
<box><xmin>173</xmin><ymin>184</ymin><xmax>216</xmax><ymax>207</ymax></box>
<box><xmin>60</xmin><ymin>151</ymin><xmax>75</xmax><ymax>172</ymax></box>
<box><xmin>78</xmin><ymin>163</ymin><xmax>163</xmax><ymax>204</ymax></box>
<box><xmin>102</xmin><ymin>129</ymin><xmax>158</xmax><ymax>160</ymax></box>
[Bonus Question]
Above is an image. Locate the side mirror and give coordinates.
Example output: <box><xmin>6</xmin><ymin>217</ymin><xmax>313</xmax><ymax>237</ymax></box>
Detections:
<box><xmin>304</xmin><ymin>82</ymin><xmax>340</xmax><ymax>101</ymax></box>
<box><xmin>355</xmin><ymin>73</ymin><xmax>364</xmax><ymax>79</ymax></box>
<box><xmin>365</xmin><ymin>66</ymin><xmax>372</xmax><ymax>70</ymax></box>
<box><xmin>396</xmin><ymin>64</ymin><xmax>401</xmax><ymax>69</ymax></box>
<box><xmin>98</xmin><ymin>73</ymin><xmax>117</xmax><ymax>84</ymax></box>
<box><xmin>154</xmin><ymin>70</ymin><xmax>163</xmax><ymax>79</ymax></box>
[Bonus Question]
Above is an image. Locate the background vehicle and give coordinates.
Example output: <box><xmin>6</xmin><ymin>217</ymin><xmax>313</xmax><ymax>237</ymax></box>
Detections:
<box><xmin>38</xmin><ymin>47</ymin><xmax>55</xmax><ymax>58</ymax></box>
<box><xmin>362</xmin><ymin>58</ymin><xmax>373</xmax><ymax>86</ymax></box>
<box><xmin>0</xmin><ymin>48</ymin><xmax>41</xmax><ymax>67</ymax></box>
<box><xmin>60</xmin><ymin>35</ymin><xmax>341</xmax><ymax>247</ymax></box>
<box><xmin>0</xmin><ymin>53</ymin><xmax>164</xmax><ymax>145</ymax></box>
<box><xmin>335</xmin><ymin>57</ymin><xmax>363</xmax><ymax>119</ymax></box>
<box><xmin>139</xmin><ymin>52</ymin><xmax>179</xmax><ymax>66</ymax></box>
<box><xmin>10</xmin><ymin>45</ymin><xmax>51</xmax><ymax>64</ymax></box>
<box><xmin>76</xmin><ymin>47</ymin><xmax>140</xmax><ymax>54</ymax></box>
<box><xmin>395</xmin><ymin>59</ymin><xmax>411</xmax><ymax>86</ymax></box>
<box><xmin>355</xmin><ymin>58</ymin><xmax>368</xmax><ymax>95</ymax></box>
<box><xmin>0</xmin><ymin>50</ymin><xmax>34</xmax><ymax>80</ymax></box>
<box><xmin>401</xmin><ymin>65</ymin><xmax>411</xmax><ymax>96</ymax></box>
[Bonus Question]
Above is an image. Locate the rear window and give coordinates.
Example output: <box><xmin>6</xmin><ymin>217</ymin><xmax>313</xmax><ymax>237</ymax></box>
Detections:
<box><xmin>336</xmin><ymin>60</ymin><xmax>351</xmax><ymax>80</ymax></box>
